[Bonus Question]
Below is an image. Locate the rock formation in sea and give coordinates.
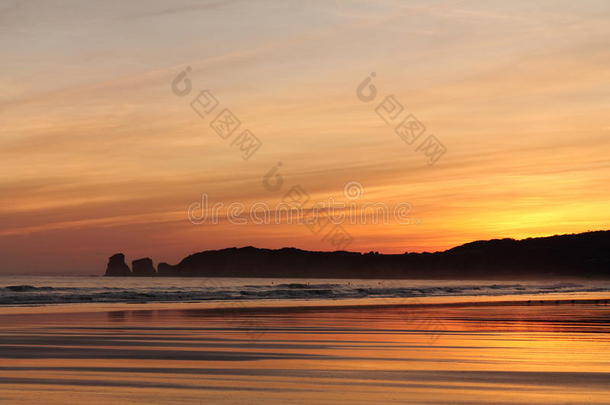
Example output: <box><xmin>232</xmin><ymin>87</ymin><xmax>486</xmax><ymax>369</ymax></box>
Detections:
<box><xmin>104</xmin><ymin>253</ymin><xmax>131</xmax><ymax>276</ymax></box>
<box><xmin>131</xmin><ymin>258</ymin><xmax>156</xmax><ymax>276</ymax></box>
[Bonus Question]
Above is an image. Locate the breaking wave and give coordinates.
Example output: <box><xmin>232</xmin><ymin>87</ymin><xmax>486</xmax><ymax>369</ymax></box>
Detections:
<box><xmin>0</xmin><ymin>277</ymin><xmax>608</xmax><ymax>306</ymax></box>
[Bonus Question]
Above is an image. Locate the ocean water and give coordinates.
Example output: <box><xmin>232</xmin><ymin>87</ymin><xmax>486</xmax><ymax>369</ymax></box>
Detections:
<box><xmin>1</xmin><ymin>276</ymin><xmax>609</xmax><ymax>306</ymax></box>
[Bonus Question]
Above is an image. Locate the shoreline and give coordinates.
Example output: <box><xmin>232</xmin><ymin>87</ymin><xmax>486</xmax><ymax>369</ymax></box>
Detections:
<box><xmin>1</xmin><ymin>290</ymin><xmax>610</xmax><ymax>315</ymax></box>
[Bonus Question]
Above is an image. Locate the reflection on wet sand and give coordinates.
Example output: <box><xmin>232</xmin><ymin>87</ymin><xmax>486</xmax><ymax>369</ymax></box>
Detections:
<box><xmin>1</xmin><ymin>302</ymin><xmax>610</xmax><ymax>404</ymax></box>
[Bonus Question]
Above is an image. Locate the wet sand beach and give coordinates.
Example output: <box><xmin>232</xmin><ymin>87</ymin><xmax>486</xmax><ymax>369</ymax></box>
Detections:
<box><xmin>1</xmin><ymin>299</ymin><xmax>610</xmax><ymax>404</ymax></box>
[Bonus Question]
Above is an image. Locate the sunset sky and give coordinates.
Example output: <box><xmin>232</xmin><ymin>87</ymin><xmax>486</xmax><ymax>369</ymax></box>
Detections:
<box><xmin>2</xmin><ymin>0</ymin><xmax>610</xmax><ymax>274</ymax></box>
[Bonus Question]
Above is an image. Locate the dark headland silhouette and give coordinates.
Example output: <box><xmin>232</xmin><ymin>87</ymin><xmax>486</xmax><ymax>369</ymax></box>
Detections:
<box><xmin>105</xmin><ymin>230</ymin><xmax>610</xmax><ymax>279</ymax></box>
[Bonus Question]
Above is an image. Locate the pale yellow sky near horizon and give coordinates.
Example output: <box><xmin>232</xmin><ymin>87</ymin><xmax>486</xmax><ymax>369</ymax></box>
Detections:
<box><xmin>1</xmin><ymin>0</ymin><xmax>610</xmax><ymax>273</ymax></box>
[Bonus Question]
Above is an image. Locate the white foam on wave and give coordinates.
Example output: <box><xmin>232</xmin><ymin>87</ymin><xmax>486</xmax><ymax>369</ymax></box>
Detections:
<box><xmin>0</xmin><ymin>277</ymin><xmax>606</xmax><ymax>306</ymax></box>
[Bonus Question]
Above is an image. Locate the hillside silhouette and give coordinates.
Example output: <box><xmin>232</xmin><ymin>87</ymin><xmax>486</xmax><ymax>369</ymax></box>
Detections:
<box><xmin>105</xmin><ymin>230</ymin><xmax>610</xmax><ymax>279</ymax></box>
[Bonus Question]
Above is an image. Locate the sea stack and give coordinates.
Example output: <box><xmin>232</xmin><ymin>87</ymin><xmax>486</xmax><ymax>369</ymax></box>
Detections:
<box><xmin>105</xmin><ymin>253</ymin><xmax>131</xmax><ymax>276</ymax></box>
<box><xmin>132</xmin><ymin>258</ymin><xmax>156</xmax><ymax>276</ymax></box>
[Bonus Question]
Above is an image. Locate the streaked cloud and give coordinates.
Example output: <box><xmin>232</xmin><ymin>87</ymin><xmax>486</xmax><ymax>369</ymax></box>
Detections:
<box><xmin>2</xmin><ymin>0</ymin><xmax>610</xmax><ymax>272</ymax></box>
